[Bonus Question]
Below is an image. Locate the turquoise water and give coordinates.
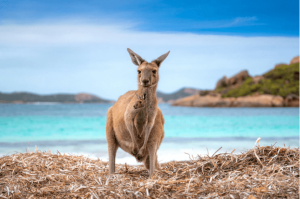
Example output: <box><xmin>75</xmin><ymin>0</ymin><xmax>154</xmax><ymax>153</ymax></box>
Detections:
<box><xmin>0</xmin><ymin>104</ymin><xmax>298</xmax><ymax>142</ymax></box>
<box><xmin>0</xmin><ymin>115</ymin><xmax>298</xmax><ymax>142</ymax></box>
<box><xmin>0</xmin><ymin>104</ymin><xmax>298</xmax><ymax>163</ymax></box>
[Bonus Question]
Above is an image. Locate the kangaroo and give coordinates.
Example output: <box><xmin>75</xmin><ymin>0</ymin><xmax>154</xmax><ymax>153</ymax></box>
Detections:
<box><xmin>106</xmin><ymin>48</ymin><xmax>170</xmax><ymax>177</ymax></box>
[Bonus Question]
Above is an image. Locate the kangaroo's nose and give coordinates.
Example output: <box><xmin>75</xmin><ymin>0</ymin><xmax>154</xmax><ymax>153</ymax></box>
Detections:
<box><xmin>142</xmin><ymin>79</ymin><xmax>149</xmax><ymax>84</ymax></box>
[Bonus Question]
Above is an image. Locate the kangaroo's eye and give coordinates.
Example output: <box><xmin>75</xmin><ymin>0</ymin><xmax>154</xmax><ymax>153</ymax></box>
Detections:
<box><xmin>138</xmin><ymin>70</ymin><xmax>141</xmax><ymax>74</ymax></box>
<box><xmin>152</xmin><ymin>70</ymin><xmax>157</xmax><ymax>74</ymax></box>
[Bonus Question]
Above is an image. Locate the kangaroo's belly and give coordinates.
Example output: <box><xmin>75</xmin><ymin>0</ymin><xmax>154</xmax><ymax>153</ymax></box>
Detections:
<box><xmin>134</xmin><ymin>108</ymin><xmax>147</xmax><ymax>136</ymax></box>
<box><xmin>114</xmin><ymin>110</ymin><xmax>148</xmax><ymax>152</ymax></box>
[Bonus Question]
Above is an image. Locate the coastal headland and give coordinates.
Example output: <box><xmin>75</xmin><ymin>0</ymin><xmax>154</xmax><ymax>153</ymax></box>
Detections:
<box><xmin>172</xmin><ymin>56</ymin><xmax>299</xmax><ymax>107</ymax></box>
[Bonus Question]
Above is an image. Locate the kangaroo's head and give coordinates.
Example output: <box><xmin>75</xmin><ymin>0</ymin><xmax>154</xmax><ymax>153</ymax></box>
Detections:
<box><xmin>127</xmin><ymin>48</ymin><xmax>170</xmax><ymax>87</ymax></box>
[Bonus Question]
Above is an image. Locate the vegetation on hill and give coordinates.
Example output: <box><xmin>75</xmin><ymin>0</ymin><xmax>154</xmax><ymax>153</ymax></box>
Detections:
<box><xmin>0</xmin><ymin>92</ymin><xmax>111</xmax><ymax>103</ymax></box>
<box><xmin>221</xmin><ymin>63</ymin><xmax>299</xmax><ymax>98</ymax></box>
<box><xmin>157</xmin><ymin>87</ymin><xmax>199</xmax><ymax>102</ymax></box>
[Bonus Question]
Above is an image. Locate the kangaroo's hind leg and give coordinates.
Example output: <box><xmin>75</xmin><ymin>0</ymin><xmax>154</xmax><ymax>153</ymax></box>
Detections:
<box><xmin>143</xmin><ymin>154</ymin><xmax>159</xmax><ymax>171</ymax></box>
<box><xmin>143</xmin><ymin>155</ymin><xmax>150</xmax><ymax>170</ymax></box>
<box><xmin>147</xmin><ymin>142</ymin><xmax>159</xmax><ymax>178</ymax></box>
<box><xmin>106</xmin><ymin>108</ymin><xmax>118</xmax><ymax>174</ymax></box>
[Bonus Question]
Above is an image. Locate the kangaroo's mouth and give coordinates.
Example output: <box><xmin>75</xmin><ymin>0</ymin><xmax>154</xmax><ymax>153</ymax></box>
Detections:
<box><xmin>142</xmin><ymin>83</ymin><xmax>157</xmax><ymax>88</ymax></box>
<box><xmin>141</xmin><ymin>83</ymin><xmax>150</xmax><ymax>87</ymax></box>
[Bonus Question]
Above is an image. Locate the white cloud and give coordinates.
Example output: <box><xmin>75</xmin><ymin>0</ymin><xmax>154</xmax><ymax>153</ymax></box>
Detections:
<box><xmin>0</xmin><ymin>22</ymin><xmax>298</xmax><ymax>100</ymax></box>
<box><xmin>230</xmin><ymin>16</ymin><xmax>259</xmax><ymax>26</ymax></box>
<box><xmin>190</xmin><ymin>16</ymin><xmax>262</xmax><ymax>29</ymax></box>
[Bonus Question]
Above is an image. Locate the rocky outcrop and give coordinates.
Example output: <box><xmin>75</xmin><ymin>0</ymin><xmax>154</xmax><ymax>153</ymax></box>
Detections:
<box><xmin>290</xmin><ymin>56</ymin><xmax>299</xmax><ymax>65</ymax></box>
<box><xmin>284</xmin><ymin>94</ymin><xmax>299</xmax><ymax>107</ymax></box>
<box><xmin>216</xmin><ymin>76</ymin><xmax>229</xmax><ymax>88</ymax></box>
<box><xmin>216</xmin><ymin>70</ymin><xmax>250</xmax><ymax>89</ymax></box>
<box><xmin>228</xmin><ymin>70</ymin><xmax>250</xmax><ymax>85</ymax></box>
<box><xmin>172</xmin><ymin>94</ymin><xmax>288</xmax><ymax>107</ymax></box>
<box><xmin>174</xmin><ymin>56</ymin><xmax>299</xmax><ymax>107</ymax></box>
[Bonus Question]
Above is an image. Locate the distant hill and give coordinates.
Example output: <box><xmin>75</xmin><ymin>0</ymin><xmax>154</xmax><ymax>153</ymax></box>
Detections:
<box><xmin>157</xmin><ymin>88</ymin><xmax>200</xmax><ymax>103</ymax></box>
<box><xmin>0</xmin><ymin>92</ymin><xmax>112</xmax><ymax>104</ymax></box>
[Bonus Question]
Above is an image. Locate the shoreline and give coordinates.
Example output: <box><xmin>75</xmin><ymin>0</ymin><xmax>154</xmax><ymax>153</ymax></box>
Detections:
<box><xmin>1</xmin><ymin>136</ymin><xmax>298</xmax><ymax>146</ymax></box>
<box><xmin>172</xmin><ymin>94</ymin><xmax>299</xmax><ymax>108</ymax></box>
<box><xmin>0</xmin><ymin>101</ymin><xmax>299</xmax><ymax>107</ymax></box>
<box><xmin>1</xmin><ymin>137</ymin><xmax>298</xmax><ymax>166</ymax></box>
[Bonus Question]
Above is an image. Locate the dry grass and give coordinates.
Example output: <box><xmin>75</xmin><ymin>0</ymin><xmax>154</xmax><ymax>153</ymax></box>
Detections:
<box><xmin>0</xmin><ymin>139</ymin><xmax>299</xmax><ymax>199</ymax></box>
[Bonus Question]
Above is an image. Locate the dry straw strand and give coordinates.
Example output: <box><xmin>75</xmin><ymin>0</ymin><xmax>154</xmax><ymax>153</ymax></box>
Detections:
<box><xmin>0</xmin><ymin>139</ymin><xmax>299</xmax><ymax>198</ymax></box>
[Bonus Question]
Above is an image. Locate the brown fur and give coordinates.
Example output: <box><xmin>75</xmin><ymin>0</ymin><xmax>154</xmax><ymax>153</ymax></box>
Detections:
<box><xmin>106</xmin><ymin>48</ymin><xmax>170</xmax><ymax>177</ymax></box>
<box><xmin>125</xmin><ymin>97</ymin><xmax>146</xmax><ymax>142</ymax></box>
<box><xmin>133</xmin><ymin>99</ymin><xmax>145</xmax><ymax>109</ymax></box>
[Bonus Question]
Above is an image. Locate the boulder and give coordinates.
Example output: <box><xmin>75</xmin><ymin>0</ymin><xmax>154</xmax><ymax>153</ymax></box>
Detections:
<box><xmin>215</xmin><ymin>70</ymin><xmax>250</xmax><ymax>90</ymax></box>
<box><xmin>290</xmin><ymin>56</ymin><xmax>299</xmax><ymax>65</ymax></box>
<box><xmin>228</xmin><ymin>70</ymin><xmax>250</xmax><ymax>86</ymax></box>
<box><xmin>216</xmin><ymin>76</ymin><xmax>229</xmax><ymax>88</ymax></box>
<box><xmin>285</xmin><ymin>94</ymin><xmax>299</xmax><ymax>107</ymax></box>
<box><xmin>271</xmin><ymin>96</ymin><xmax>284</xmax><ymax>107</ymax></box>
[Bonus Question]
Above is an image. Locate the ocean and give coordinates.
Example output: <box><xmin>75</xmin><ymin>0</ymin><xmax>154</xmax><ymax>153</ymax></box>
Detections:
<box><xmin>0</xmin><ymin>104</ymin><xmax>298</xmax><ymax>165</ymax></box>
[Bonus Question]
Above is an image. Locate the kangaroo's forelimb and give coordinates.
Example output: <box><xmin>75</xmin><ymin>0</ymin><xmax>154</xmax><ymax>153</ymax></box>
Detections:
<box><xmin>137</xmin><ymin>112</ymin><xmax>157</xmax><ymax>161</ymax></box>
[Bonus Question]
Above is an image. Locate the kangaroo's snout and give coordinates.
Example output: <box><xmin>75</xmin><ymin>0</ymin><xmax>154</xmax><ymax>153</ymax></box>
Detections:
<box><xmin>142</xmin><ymin>79</ymin><xmax>150</xmax><ymax>86</ymax></box>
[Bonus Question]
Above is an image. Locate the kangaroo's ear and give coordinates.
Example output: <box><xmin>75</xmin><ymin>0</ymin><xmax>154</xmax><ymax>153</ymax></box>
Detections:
<box><xmin>127</xmin><ymin>48</ymin><xmax>145</xmax><ymax>66</ymax></box>
<box><xmin>152</xmin><ymin>51</ymin><xmax>170</xmax><ymax>67</ymax></box>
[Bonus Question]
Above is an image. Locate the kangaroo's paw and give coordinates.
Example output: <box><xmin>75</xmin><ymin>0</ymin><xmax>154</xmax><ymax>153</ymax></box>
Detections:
<box><xmin>131</xmin><ymin>146</ymin><xmax>139</xmax><ymax>156</ymax></box>
<box><xmin>136</xmin><ymin>147</ymin><xmax>146</xmax><ymax>161</ymax></box>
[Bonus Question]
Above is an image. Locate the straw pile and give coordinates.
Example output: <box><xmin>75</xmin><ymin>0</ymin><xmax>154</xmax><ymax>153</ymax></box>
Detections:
<box><xmin>0</xmin><ymin>140</ymin><xmax>299</xmax><ymax>198</ymax></box>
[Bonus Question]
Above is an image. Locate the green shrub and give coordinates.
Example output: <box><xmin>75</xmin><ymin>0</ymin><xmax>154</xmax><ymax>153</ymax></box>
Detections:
<box><xmin>222</xmin><ymin>63</ymin><xmax>299</xmax><ymax>98</ymax></box>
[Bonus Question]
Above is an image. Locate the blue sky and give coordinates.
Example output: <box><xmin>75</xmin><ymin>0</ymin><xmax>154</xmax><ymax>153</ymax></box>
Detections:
<box><xmin>0</xmin><ymin>0</ymin><xmax>299</xmax><ymax>100</ymax></box>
